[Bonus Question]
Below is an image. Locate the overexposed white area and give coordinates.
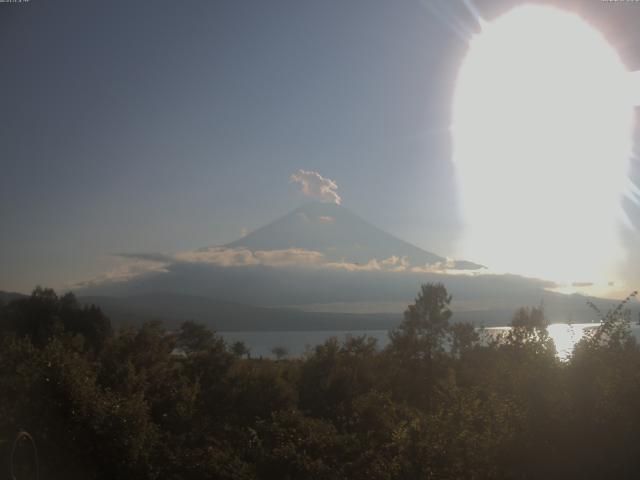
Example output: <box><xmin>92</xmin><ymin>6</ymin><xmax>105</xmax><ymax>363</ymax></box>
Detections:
<box><xmin>453</xmin><ymin>5</ymin><xmax>636</xmax><ymax>291</ymax></box>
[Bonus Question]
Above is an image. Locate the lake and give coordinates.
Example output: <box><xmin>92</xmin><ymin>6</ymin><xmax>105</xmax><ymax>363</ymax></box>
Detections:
<box><xmin>220</xmin><ymin>323</ymin><xmax>640</xmax><ymax>360</ymax></box>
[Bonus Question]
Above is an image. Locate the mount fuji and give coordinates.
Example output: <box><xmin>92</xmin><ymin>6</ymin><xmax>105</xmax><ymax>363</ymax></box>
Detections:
<box><xmin>225</xmin><ymin>202</ymin><xmax>481</xmax><ymax>270</ymax></box>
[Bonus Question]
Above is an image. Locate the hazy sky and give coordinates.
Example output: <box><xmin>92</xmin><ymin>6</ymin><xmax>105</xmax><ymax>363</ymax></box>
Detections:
<box><xmin>2</xmin><ymin>0</ymin><xmax>640</xmax><ymax>293</ymax></box>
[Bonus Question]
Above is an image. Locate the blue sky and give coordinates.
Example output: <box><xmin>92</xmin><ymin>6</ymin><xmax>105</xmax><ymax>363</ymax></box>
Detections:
<box><xmin>2</xmin><ymin>0</ymin><xmax>640</xmax><ymax>293</ymax></box>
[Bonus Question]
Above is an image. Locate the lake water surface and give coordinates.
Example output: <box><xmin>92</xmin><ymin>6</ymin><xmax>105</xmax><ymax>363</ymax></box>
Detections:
<box><xmin>221</xmin><ymin>323</ymin><xmax>640</xmax><ymax>360</ymax></box>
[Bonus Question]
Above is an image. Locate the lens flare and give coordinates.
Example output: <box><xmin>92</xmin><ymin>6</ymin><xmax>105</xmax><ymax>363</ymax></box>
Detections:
<box><xmin>452</xmin><ymin>5</ymin><xmax>636</xmax><ymax>287</ymax></box>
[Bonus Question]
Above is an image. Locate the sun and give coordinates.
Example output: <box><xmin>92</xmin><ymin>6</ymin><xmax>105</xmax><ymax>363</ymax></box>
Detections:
<box><xmin>452</xmin><ymin>4</ymin><xmax>636</xmax><ymax>288</ymax></box>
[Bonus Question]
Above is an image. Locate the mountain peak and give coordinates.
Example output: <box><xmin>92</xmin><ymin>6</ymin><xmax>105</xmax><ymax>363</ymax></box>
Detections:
<box><xmin>294</xmin><ymin>201</ymin><xmax>344</xmax><ymax>212</ymax></box>
<box><xmin>227</xmin><ymin>204</ymin><xmax>481</xmax><ymax>270</ymax></box>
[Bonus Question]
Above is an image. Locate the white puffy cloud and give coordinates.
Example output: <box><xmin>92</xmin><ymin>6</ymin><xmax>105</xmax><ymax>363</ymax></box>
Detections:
<box><xmin>325</xmin><ymin>256</ymin><xmax>411</xmax><ymax>273</ymax></box>
<box><xmin>410</xmin><ymin>258</ymin><xmax>473</xmax><ymax>274</ymax></box>
<box><xmin>69</xmin><ymin>258</ymin><xmax>169</xmax><ymax>289</ymax></box>
<box><xmin>173</xmin><ymin>247</ymin><xmax>325</xmax><ymax>268</ymax></box>
<box><xmin>93</xmin><ymin>247</ymin><xmax>328</xmax><ymax>273</ymax></box>
<box><xmin>173</xmin><ymin>247</ymin><xmax>259</xmax><ymax>267</ymax></box>
<box><xmin>289</xmin><ymin>169</ymin><xmax>342</xmax><ymax>204</ymax></box>
<box><xmin>381</xmin><ymin>255</ymin><xmax>410</xmax><ymax>272</ymax></box>
<box><xmin>74</xmin><ymin>248</ymin><xmax>477</xmax><ymax>289</ymax></box>
<box><xmin>253</xmin><ymin>248</ymin><xmax>325</xmax><ymax>267</ymax></box>
<box><xmin>325</xmin><ymin>258</ymin><xmax>382</xmax><ymax>272</ymax></box>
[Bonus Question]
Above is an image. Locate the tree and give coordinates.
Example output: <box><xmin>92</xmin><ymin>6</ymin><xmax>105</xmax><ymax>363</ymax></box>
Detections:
<box><xmin>59</xmin><ymin>293</ymin><xmax>112</xmax><ymax>352</ymax></box>
<box><xmin>176</xmin><ymin>320</ymin><xmax>216</xmax><ymax>353</ymax></box>
<box><xmin>0</xmin><ymin>288</ymin><xmax>111</xmax><ymax>351</ymax></box>
<box><xmin>511</xmin><ymin>305</ymin><xmax>547</xmax><ymax>329</ymax></box>
<box><xmin>231</xmin><ymin>340</ymin><xmax>251</xmax><ymax>359</ymax></box>
<box><xmin>389</xmin><ymin>283</ymin><xmax>452</xmax><ymax>360</ymax></box>
<box><xmin>271</xmin><ymin>346</ymin><xmax>288</xmax><ymax>360</ymax></box>
<box><xmin>5</xmin><ymin>286</ymin><xmax>62</xmax><ymax>346</ymax></box>
<box><xmin>505</xmin><ymin>305</ymin><xmax>555</xmax><ymax>356</ymax></box>
<box><xmin>449</xmin><ymin>322</ymin><xmax>479</xmax><ymax>358</ymax></box>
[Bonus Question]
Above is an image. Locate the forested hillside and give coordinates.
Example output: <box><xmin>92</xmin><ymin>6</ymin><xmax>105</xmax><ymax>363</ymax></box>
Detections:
<box><xmin>2</xmin><ymin>285</ymin><xmax>640</xmax><ymax>479</ymax></box>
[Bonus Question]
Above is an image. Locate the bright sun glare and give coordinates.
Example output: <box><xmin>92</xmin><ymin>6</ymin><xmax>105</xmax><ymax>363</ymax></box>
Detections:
<box><xmin>453</xmin><ymin>5</ymin><xmax>637</xmax><ymax>290</ymax></box>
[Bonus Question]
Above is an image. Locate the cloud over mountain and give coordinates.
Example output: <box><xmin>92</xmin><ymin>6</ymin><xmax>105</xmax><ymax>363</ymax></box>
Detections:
<box><xmin>73</xmin><ymin>202</ymin><xmax>483</xmax><ymax>290</ymax></box>
<box><xmin>73</xmin><ymin>248</ymin><xmax>468</xmax><ymax>290</ymax></box>
<box><xmin>290</xmin><ymin>170</ymin><xmax>342</xmax><ymax>204</ymax></box>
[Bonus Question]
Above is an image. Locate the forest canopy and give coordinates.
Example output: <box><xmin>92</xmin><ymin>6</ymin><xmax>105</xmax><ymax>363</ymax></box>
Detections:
<box><xmin>1</xmin><ymin>284</ymin><xmax>640</xmax><ymax>479</ymax></box>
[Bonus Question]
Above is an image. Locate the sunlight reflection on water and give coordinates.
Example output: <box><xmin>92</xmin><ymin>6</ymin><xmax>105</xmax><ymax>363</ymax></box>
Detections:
<box><xmin>222</xmin><ymin>324</ymin><xmax>640</xmax><ymax>360</ymax></box>
<box><xmin>486</xmin><ymin>323</ymin><xmax>640</xmax><ymax>361</ymax></box>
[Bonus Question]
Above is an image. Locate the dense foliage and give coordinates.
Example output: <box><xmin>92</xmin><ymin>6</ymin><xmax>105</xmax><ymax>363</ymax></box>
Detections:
<box><xmin>1</xmin><ymin>284</ymin><xmax>640</xmax><ymax>479</ymax></box>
